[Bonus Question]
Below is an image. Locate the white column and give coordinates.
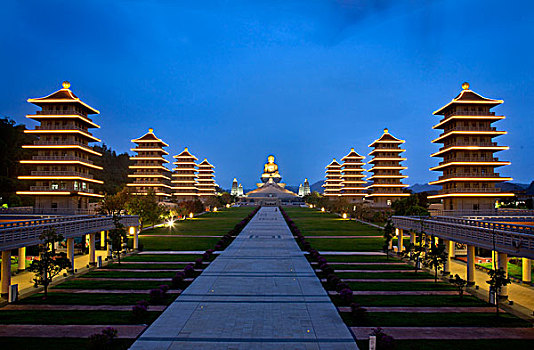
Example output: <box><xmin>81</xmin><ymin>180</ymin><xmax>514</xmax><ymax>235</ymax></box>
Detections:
<box><xmin>17</xmin><ymin>247</ymin><xmax>26</xmax><ymax>271</ymax></box>
<box><xmin>522</xmin><ymin>258</ymin><xmax>532</xmax><ymax>283</ymax></box>
<box><xmin>89</xmin><ymin>233</ymin><xmax>96</xmax><ymax>265</ymax></box>
<box><xmin>466</xmin><ymin>245</ymin><xmax>475</xmax><ymax>286</ymax></box>
<box><xmin>66</xmin><ymin>238</ymin><xmax>75</xmax><ymax>271</ymax></box>
<box><xmin>1</xmin><ymin>250</ymin><xmax>12</xmax><ymax>296</ymax></box>
<box><xmin>498</xmin><ymin>252</ymin><xmax>508</xmax><ymax>298</ymax></box>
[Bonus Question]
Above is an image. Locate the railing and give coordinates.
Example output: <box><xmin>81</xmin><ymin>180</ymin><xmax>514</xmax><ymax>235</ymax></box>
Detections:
<box><xmin>31</xmin><ymin>171</ymin><xmax>94</xmax><ymax>179</ymax></box>
<box><xmin>35</xmin><ymin>125</ymin><xmax>89</xmax><ymax>132</ymax></box>
<box><xmin>0</xmin><ymin>208</ymin><xmax>95</xmax><ymax>215</ymax></box>
<box><xmin>438</xmin><ymin>157</ymin><xmax>500</xmax><ymax>165</ymax></box>
<box><xmin>441</xmin><ymin>142</ymin><xmax>498</xmax><ymax>149</ymax></box>
<box><xmin>438</xmin><ymin>188</ymin><xmax>501</xmax><ymax>194</ymax></box>
<box><xmin>31</xmin><ymin>155</ymin><xmax>94</xmax><ymax>164</ymax></box>
<box><xmin>33</xmin><ymin>140</ymin><xmax>91</xmax><ymax>147</ymax></box>
<box><xmin>30</xmin><ymin>186</ymin><xmax>95</xmax><ymax>193</ymax></box>
<box><xmin>445</xmin><ymin>111</ymin><xmax>497</xmax><ymax>117</ymax></box>
<box><xmin>437</xmin><ymin>173</ymin><xmax>501</xmax><ymax>180</ymax></box>
<box><xmin>442</xmin><ymin>126</ymin><xmax>498</xmax><ymax>133</ymax></box>
<box><xmin>392</xmin><ymin>215</ymin><xmax>534</xmax><ymax>259</ymax></box>
<box><xmin>429</xmin><ymin>209</ymin><xmax>534</xmax><ymax>217</ymax></box>
<box><xmin>35</xmin><ymin>110</ymin><xmax>87</xmax><ymax>117</ymax></box>
<box><xmin>0</xmin><ymin>215</ymin><xmax>139</xmax><ymax>250</ymax></box>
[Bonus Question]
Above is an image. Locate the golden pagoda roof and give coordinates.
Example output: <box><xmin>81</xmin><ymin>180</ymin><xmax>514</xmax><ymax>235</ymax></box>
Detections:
<box><xmin>369</xmin><ymin>129</ymin><xmax>405</xmax><ymax>147</ymax></box>
<box><xmin>174</xmin><ymin>147</ymin><xmax>198</xmax><ymax>161</ymax></box>
<box><xmin>326</xmin><ymin>159</ymin><xmax>342</xmax><ymax>168</ymax></box>
<box><xmin>434</xmin><ymin>82</ymin><xmax>503</xmax><ymax>115</ymax></box>
<box><xmin>198</xmin><ymin>159</ymin><xmax>214</xmax><ymax>168</ymax></box>
<box><xmin>27</xmin><ymin>81</ymin><xmax>100</xmax><ymax>115</ymax></box>
<box><xmin>131</xmin><ymin>128</ymin><xmax>170</xmax><ymax>147</ymax></box>
<box><xmin>341</xmin><ymin>148</ymin><xmax>365</xmax><ymax>161</ymax></box>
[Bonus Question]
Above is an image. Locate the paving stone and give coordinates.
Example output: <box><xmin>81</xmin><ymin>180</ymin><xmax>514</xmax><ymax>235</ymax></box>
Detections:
<box><xmin>131</xmin><ymin>207</ymin><xmax>358</xmax><ymax>350</ymax></box>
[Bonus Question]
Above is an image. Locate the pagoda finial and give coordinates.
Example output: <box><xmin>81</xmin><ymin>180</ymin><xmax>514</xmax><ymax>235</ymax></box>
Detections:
<box><xmin>462</xmin><ymin>82</ymin><xmax>470</xmax><ymax>90</ymax></box>
<box><xmin>62</xmin><ymin>81</ymin><xmax>71</xmax><ymax>89</ymax></box>
<box><xmin>148</xmin><ymin>128</ymin><xmax>154</xmax><ymax>133</ymax></box>
<box><xmin>351</xmin><ymin>147</ymin><xmax>354</xmax><ymax>151</ymax></box>
<box><xmin>384</xmin><ymin>128</ymin><xmax>389</xmax><ymax>133</ymax></box>
<box><xmin>184</xmin><ymin>147</ymin><xmax>188</xmax><ymax>151</ymax></box>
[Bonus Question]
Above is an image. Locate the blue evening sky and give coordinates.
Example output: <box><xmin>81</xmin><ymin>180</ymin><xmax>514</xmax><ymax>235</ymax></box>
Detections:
<box><xmin>1</xmin><ymin>1</ymin><xmax>533</xmax><ymax>189</ymax></box>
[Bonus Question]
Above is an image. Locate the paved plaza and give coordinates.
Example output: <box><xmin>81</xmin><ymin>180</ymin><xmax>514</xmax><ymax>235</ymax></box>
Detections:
<box><xmin>131</xmin><ymin>207</ymin><xmax>358</xmax><ymax>350</ymax></box>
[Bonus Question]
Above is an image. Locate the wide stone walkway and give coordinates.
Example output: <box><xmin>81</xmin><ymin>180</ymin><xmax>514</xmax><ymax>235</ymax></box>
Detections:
<box><xmin>131</xmin><ymin>207</ymin><xmax>358</xmax><ymax>350</ymax></box>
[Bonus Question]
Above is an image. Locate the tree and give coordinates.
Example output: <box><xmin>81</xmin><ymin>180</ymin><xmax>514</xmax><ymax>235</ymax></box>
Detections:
<box><xmin>392</xmin><ymin>193</ymin><xmax>430</xmax><ymax>216</ymax></box>
<box><xmin>422</xmin><ymin>237</ymin><xmax>447</xmax><ymax>282</ymax></box>
<box><xmin>91</xmin><ymin>144</ymin><xmax>131</xmax><ymax>195</ymax></box>
<box><xmin>99</xmin><ymin>187</ymin><xmax>131</xmax><ymax>216</ymax></box>
<box><xmin>219</xmin><ymin>192</ymin><xmax>233</xmax><ymax>205</ymax></box>
<box><xmin>404</xmin><ymin>241</ymin><xmax>424</xmax><ymax>274</ymax></box>
<box><xmin>382</xmin><ymin>219</ymin><xmax>395</xmax><ymax>260</ymax></box>
<box><xmin>126</xmin><ymin>190</ymin><xmax>166</xmax><ymax>230</ymax></box>
<box><xmin>449</xmin><ymin>274</ymin><xmax>467</xmax><ymax>300</ymax></box>
<box><xmin>107</xmin><ymin>215</ymin><xmax>128</xmax><ymax>264</ymax></box>
<box><xmin>486</xmin><ymin>268</ymin><xmax>511</xmax><ymax>317</ymax></box>
<box><xmin>28</xmin><ymin>228</ymin><xmax>71</xmax><ymax>298</ymax></box>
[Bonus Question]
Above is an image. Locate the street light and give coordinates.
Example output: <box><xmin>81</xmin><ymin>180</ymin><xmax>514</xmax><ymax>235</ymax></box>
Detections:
<box><xmin>189</xmin><ymin>212</ymin><xmax>194</xmax><ymax>219</ymax></box>
<box><xmin>342</xmin><ymin>213</ymin><xmax>347</xmax><ymax>219</ymax></box>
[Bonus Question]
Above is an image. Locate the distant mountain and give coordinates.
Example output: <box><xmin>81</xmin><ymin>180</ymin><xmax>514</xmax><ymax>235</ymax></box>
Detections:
<box><xmin>285</xmin><ymin>185</ymin><xmax>299</xmax><ymax>193</ymax></box>
<box><xmin>496</xmin><ymin>182</ymin><xmax>529</xmax><ymax>192</ymax></box>
<box><xmin>524</xmin><ymin>181</ymin><xmax>534</xmax><ymax>195</ymax></box>
<box><xmin>408</xmin><ymin>183</ymin><xmax>440</xmax><ymax>193</ymax></box>
<box><xmin>310</xmin><ymin>180</ymin><xmax>324</xmax><ymax>193</ymax></box>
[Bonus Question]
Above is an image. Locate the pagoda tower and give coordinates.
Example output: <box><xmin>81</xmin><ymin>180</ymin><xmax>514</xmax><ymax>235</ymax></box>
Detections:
<box><xmin>237</xmin><ymin>184</ymin><xmax>244</xmax><ymax>196</ymax></box>
<box><xmin>231</xmin><ymin>178</ymin><xmax>239</xmax><ymax>196</ymax></box>
<box><xmin>17</xmin><ymin>81</ymin><xmax>104</xmax><ymax>214</ymax></box>
<box><xmin>197</xmin><ymin>159</ymin><xmax>217</xmax><ymax>198</ymax></box>
<box><xmin>127</xmin><ymin>128</ymin><xmax>172</xmax><ymax>201</ymax></box>
<box><xmin>172</xmin><ymin>148</ymin><xmax>198</xmax><ymax>201</ymax></box>
<box><xmin>366</xmin><ymin>129</ymin><xmax>409</xmax><ymax>207</ymax></box>
<box><xmin>429</xmin><ymin>82</ymin><xmax>513</xmax><ymax>212</ymax></box>
<box><xmin>341</xmin><ymin>148</ymin><xmax>367</xmax><ymax>203</ymax></box>
<box><xmin>303</xmin><ymin>178</ymin><xmax>311</xmax><ymax>196</ymax></box>
<box><xmin>298</xmin><ymin>184</ymin><xmax>304</xmax><ymax>197</ymax></box>
<box><xmin>323</xmin><ymin>159</ymin><xmax>343</xmax><ymax>198</ymax></box>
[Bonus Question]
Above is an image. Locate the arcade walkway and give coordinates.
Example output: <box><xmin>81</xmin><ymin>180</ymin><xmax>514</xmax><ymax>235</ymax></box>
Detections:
<box><xmin>131</xmin><ymin>207</ymin><xmax>358</xmax><ymax>350</ymax></box>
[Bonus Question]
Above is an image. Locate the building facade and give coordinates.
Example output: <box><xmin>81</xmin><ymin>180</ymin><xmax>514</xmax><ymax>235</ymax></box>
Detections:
<box><xmin>341</xmin><ymin>148</ymin><xmax>367</xmax><ymax>203</ymax></box>
<box><xmin>172</xmin><ymin>148</ymin><xmax>198</xmax><ymax>201</ymax></box>
<box><xmin>323</xmin><ymin>159</ymin><xmax>343</xmax><ymax>198</ymax></box>
<box><xmin>429</xmin><ymin>83</ymin><xmax>514</xmax><ymax>212</ymax></box>
<box><xmin>127</xmin><ymin>128</ymin><xmax>172</xmax><ymax>201</ymax></box>
<box><xmin>366</xmin><ymin>129</ymin><xmax>409</xmax><ymax>207</ymax></box>
<box><xmin>197</xmin><ymin>159</ymin><xmax>217</xmax><ymax>198</ymax></box>
<box><xmin>231</xmin><ymin>178</ymin><xmax>239</xmax><ymax>196</ymax></box>
<box><xmin>17</xmin><ymin>81</ymin><xmax>104</xmax><ymax>214</ymax></box>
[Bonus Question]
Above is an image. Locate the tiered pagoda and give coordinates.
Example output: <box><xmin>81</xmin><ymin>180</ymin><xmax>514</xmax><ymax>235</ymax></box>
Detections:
<box><xmin>127</xmin><ymin>128</ymin><xmax>172</xmax><ymax>200</ymax></box>
<box><xmin>231</xmin><ymin>178</ymin><xmax>239</xmax><ymax>196</ymax></box>
<box><xmin>366</xmin><ymin>129</ymin><xmax>409</xmax><ymax>207</ymax></box>
<box><xmin>429</xmin><ymin>82</ymin><xmax>513</xmax><ymax>212</ymax></box>
<box><xmin>323</xmin><ymin>159</ymin><xmax>343</xmax><ymax>198</ymax></box>
<box><xmin>172</xmin><ymin>147</ymin><xmax>198</xmax><ymax>201</ymax></box>
<box><xmin>17</xmin><ymin>81</ymin><xmax>104</xmax><ymax>214</ymax></box>
<box><xmin>197</xmin><ymin>159</ymin><xmax>217</xmax><ymax>198</ymax></box>
<box><xmin>341</xmin><ymin>148</ymin><xmax>367</xmax><ymax>203</ymax></box>
<box><xmin>298</xmin><ymin>178</ymin><xmax>311</xmax><ymax>197</ymax></box>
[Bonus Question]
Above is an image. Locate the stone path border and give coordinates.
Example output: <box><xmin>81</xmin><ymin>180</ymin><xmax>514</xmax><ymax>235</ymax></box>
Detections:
<box><xmin>329</xmin><ymin>290</ymin><xmax>463</xmax><ymax>296</ymax></box>
<box><xmin>311</xmin><ymin>262</ymin><xmax>407</xmax><ymax>266</ymax></box>
<box><xmin>319</xmin><ymin>251</ymin><xmax>385</xmax><ymax>255</ymax></box>
<box><xmin>78</xmin><ymin>277</ymin><xmax>192</xmax><ymax>282</ymax></box>
<box><xmin>0</xmin><ymin>325</ymin><xmax>146</xmax><ymax>338</ymax></box>
<box><xmin>350</xmin><ymin>327</ymin><xmax>534</xmax><ymax>340</ymax></box>
<box><xmin>121</xmin><ymin>261</ymin><xmax>208</xmax><ymax>265</ymax></box>
<box><xmin>338</xmin><ymin>306</ymin><xmax>496</xmax><ymax>313</ymax></box>
<box><xmin>140</xmin><ymin>235</ymin><xmax>221</xmax><ymax>238</ymax></box>
<box><xmin>319</xmin><ymin>270</ymin><xmax>422</xmax><ymax>273</ymax></box>
<box><xmin>139</xmin><ymin>251</ymin><xmax>221</xmax><ymax>255</ymax></box>
<box><xmin>303</xmin><ymin>236</ymin><xmax>382</xmax><ymax>239</ymax></box>
<box><xmin>51</xmin><ymin>289</ymin><xmax>181</xmax><ymax>294</ymax></box>
<box><xmin>322</xmin><ymin>278</ymin><xmax>436</xmax><ymax>283</ymax></box>
<box><xmin>3</xmin><ymin>304</ymin><xmax>167</xmax><ymax>311</ymax></box>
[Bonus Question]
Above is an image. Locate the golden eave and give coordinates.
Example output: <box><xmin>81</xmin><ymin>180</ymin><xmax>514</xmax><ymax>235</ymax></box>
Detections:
<box><xmin>366</xmin><ymin>193</ymin><xmax>410</xmax><ymax>197</ymax></box>
<box><xmin>369</xmin><ymin>166</ymin><xmax>407</xmax><ymax>171</ymax></box>
<box><xmin>130</xmin><ymin>165</ymin><xmax>169</xmax><ymax>171</ymax></box>
<box><xmin>431</xmin><ymin>146</ymin><xmax>509</xmax><ymax>157</ymax></box>
<box><xmin>22</xmin><ymin>145</ymin><xmax>102</xmax><ymax>156</ymax></box>
<box><xmin>130</xmin><ymin>156</ymin><xmax>169</xmax><ymax>163</ymax></box>
<box><xmin>428</xmin><ymin>193</ymin><xmax>514</xmax><ymax>199</ymax></box>
<box><xmin>428</xmin><ymin>177</ymin><xmax>513</xmax><ymax>185</ymax></box>
<box><xmin>432</xmin><ymin>130</ymin><xmax>507</xmax><ymax>143</ymax></box>
<box><xmin>16</xmin><ymin>191</ymin><xmax>104</xmax><ymax>198</ymax></box>
<box><xmin>24</xmin><ymin>129</ymin><xmax>101</xmax><ymax>142</ymax></box>
<box><xmin>20</xmin><ymin>160</ymin><xmax>103</xmax><ymax>170</ymax></box>
<box><xmin>367</xmin><ymin>175</ymin><xmax>408</xmax><ymax>179</ymax></box>
<box><xmin>26</xmin><ymin>114</ymin><xmax>100</xmax><ymax>128</ymax></box>
<box><xmin>127</xmin><ymin>183</ymin><xmax>173</xmax><ymax>189</ymax></box>
<box><xmin>28</xmin><ymin>88</ymin><xmax>100</xmax><ymax>115</ymax></box>
<box><xmin>18</xmin><ymin>176</ymin><xmax>104</xmax><ymax>184</ymax></box>
<box><xmin>433</xmin><ymin>115</ymin><xmax>505</xmax><ymax>129</ymax></box>
<box><xmin>366</xmin><ymin>184</ymin><xmax>409</xmax><ymax>188</ymax></box>
<box><xmin>131</xmin><ymin>147</ymin><xmax>169</xmax><ymax>155</ymax></box>
<box><xmin>128</xmin><ymin>174</ymin><xmax>171</xmax><ymax>180</ymax></box>
<box><xmin>430</xmin><ymin>161</ymin><xmax>511</xmax><ymax>171</ymax></box>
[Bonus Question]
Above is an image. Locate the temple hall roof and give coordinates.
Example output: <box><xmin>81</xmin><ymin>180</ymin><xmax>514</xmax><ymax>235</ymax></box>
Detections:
<box><xmin>27</xmin><ymin>81</ymin><xmax>100</xmax><ymax>115</ymax></box>
<box><xmin>434</xmin><ymin>82</ymin><xmax>503</xmax><ymax>115</ymax></box>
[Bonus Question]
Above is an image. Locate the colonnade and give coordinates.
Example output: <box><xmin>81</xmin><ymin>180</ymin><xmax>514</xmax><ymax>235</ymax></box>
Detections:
<box><xmin>1</xmin><ymin>226</ymin><xmax>139</xmax><ymax>297</ymax></box>
<box><xmin>394</xmin><ymin>228</ymin><xmax>532</xmax><ymax>299</ymax></box>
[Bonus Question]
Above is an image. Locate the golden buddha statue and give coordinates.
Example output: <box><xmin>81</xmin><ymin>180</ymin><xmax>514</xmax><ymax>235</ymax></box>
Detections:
<box><xmin>261</xmin><ymin>155</ymin><xmax>282</xmax><ymax>183</ymax></box>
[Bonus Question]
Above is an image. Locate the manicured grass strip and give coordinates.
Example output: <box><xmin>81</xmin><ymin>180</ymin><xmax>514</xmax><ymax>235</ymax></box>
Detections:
<box><xmin>329</xmin><ymin>264</ymin><xmax>413</xmax><ymax>270</ymax></box>
<box><xmin>336</xmin><ymin>272</ymin><xmax>434</xmax><ymax>279</ymax></box>
<box><xmin>55</xmin><ymin>279</ymin><xmax>170</xmax><ymax>290</ymax></box>
<box><xmin>332</xmin><ymin>294</ymin><xmax>487</xmax><ymax>307</ymax></box>
<box><xmin>105</xmin><ymin>263</ymin><xmax>188</xmax><ymax>270</ymax></box>
<box><xmin>122</xmin><ymin>254</ymin><xmax>202</xmax><ymax>262</ymax></box>
<box><xmin>138</xmin><ymin>237</ymin><xmax>220</xmax><ymax>251</ymax></box>
<box><xmin>0</xmin><ymin>310</ymin><xmax>160</xmax><ymax>325</ymax></box>
<box><xmin>140</xmin><ymin>207</ymin><xmax>254</xmax><ymax>236</ymax></box>
<box><xmin>306</xmin><ymin>238</ymin><xmax>383</xmax><ymax>251</ymax></box>
<box><xmin>18</xmin><ymin>292</ymin><xmax>177</xmax><ymax>306</ymax></box>
<box><xmin>355</xmin><ymin>339</ymin><xmax>534</xmax><ymax>350</ymax></box>
<box><xmin>82</xmin><ymin>271</ymin><xmax>177</xmax><ymax>278</ymax></box>
<box><xmin>319</xmin><ymin>255</ymin><xmax>398</xmax><ymax>263</ymax></box>
<box><xmin>347</xmin><ymin>281</ymin><xmax>455</xmax><ymax>291</ymax></box>
<box><xmin>342</xmin><ymin>312</ymin><xmax>531</xmax><ymax>327</ymax></box>
<box><xmin>0</xmin><ymin>338</ymin><xmax>133</xmax><ymax>350</ymax></box>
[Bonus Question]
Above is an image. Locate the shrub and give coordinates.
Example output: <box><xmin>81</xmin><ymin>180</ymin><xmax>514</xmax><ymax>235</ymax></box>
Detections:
<box><xmin>88</xmin><ymin>327</ymin><xmax>118</xmax><ymax>350</ymax></box>
<box><xmin>149</xmin><ymin>288</ymin><xmax>165</xmax><ymax>304</ymax></box>
<box><xmin>350</xmin><ymin>303</ymin><xmax>367</xmax><ymax>324</ymax></box>
<box><xmin>159</xmin><ymin>284</ymin><xmax>170</xmax><ymax>293</ymax></box>
<box><xmin>132</xmin><ymin>302</ymin><xmax>148</xmax><ymax>322</ymax></box>
<box><xmin>172</xmin><ymin>271</ymin><xmax>186</xmax><ymax>289</ymax></box>
<box><xmin>339</xmin><ymin>288</ymin><xmax>354</xmax><ymax>305</ymax></box>
<box><xmin>370</xmin><ymin>327</ymin><xmax>395</xmax><ymax>350</ymax></box>
<box><xmin>194</xmin><ymin>258</ymin><xmax>203</xmax><ymax>269</ymax></box>
<box><xmin>184</xmin><ymin>263</ymin><xmax>195</xmax><ymax>277</ymax></box>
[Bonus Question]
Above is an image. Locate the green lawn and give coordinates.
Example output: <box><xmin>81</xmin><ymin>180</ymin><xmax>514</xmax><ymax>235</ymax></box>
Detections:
<box><xmin>82</xmin><ymin>271</ymin><xmax>177</xmax><ymax>278</ymax></box>
<box><xmin>328</xmin><ymin>263</ymin><xmax>413</xmax><ymax>270</ymax></box>
<box><xmin>306</xmin><ymin>238</ymin><xmax>383</xmax><ymax>251</ymax></box>
<box><xmin>140</xmin><ymin>207</ymin><xmax>254</xmax><ymax>236</ymax></box>
<box><xmin>138</xmin><ymin>237</ymin><xmax>220</xmax><ymax>251</ymax></box>
<box><xmin>18</xmin><ymin>292</ymin><xmax>177</xmax><ymax>305</ymax></box>
<box><xmin>105</xmin><ymin>263</ymin><xmax>189</xmax><ymax>270</ymax></box>
<box><xmin>317</xmin><ymin>255</ymin><xmax>392</xmax><ymax>263</ymax></box>
<box><xmin>0</xmin><ymin>338</ymin><xmax>134</xmax><ymax>350</ymax></box>
<box><xmin>335</xmin><ymin>271</ymin><xmax>434</xmax><ymax>279</ymax></box>
<box><xmin>332</xmin><ymin>294</ymin><xmax>488</xmax><ymax>307</ymax></box>
<box><xmin>122</xmin><ymin>254</ymin><xmax>203</xmax><ymax>262</ymax></box>
<box><xmin>355</xmin><ymin>339</ymin><xmax>534</xmax><ymax>350</ymax></box>
<box><xmin>342</xmin><ymin>312</ymin><xmax>531</xmax><ymax>327</ymax></box>
<box><xmin>347</xmin><ymin>281</ymin><xmax>455</xmax><ymax>291</ymax></box>
<box><xmin>479</xmin><ymin>261</ymin><xmax>533</xmax><ymax>281</ymax></box>
<box><xmin>0</xmin><ymin>310</ymin><xmax>160</xmax><ymax>325</ymax></box>
<box><xmin>55</xmin><ymin>279</ymin><xmax>171</xmax><ymax>290</ymax></box>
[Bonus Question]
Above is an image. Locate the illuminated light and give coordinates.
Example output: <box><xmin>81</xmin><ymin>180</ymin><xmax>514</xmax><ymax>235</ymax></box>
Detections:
<box><xmin>462</xmin><ymin>82</ymin><xmax>469</xmax><ymax>90</ymax></box>
<box><xmin>430</xmin><ymin>161</ymin><xmax>511</xmax><ymax>171</ymax></box>
<box><xmin>130</xmin><ymin>165</ymin><xmax>169</xmax><ymax>170</ymax></box>
<box><xmin>428</xmin><ymin>193</ymin><xmax>515</xmax><ymax>199</ymax></box>
<box><xmin>431</xmin><ymin>146</ymin><xmax>509</xmax><ymax>157</ymax></box>
<box><xmin>370</xmin><ymin>166</ymin><xmax>408</xmax><ymax>170</ymax></box>
<box><xmin>366</xmin><ymin>184</ymin><xmax>410</xmax><ymax>188</ymax></box>
<box><xmin>63</xmin><ymin>81</ymin><xmax>71</xmax><ymax>89</ymax></box>
<box><xmin>189</xmin><ymin>212</ymin><xmax>194</xmax><ymax>219</ymax></box>
<box><xmin>213</xmin><ymin>207</ymin><xmax>218</xmax><ymax>212</ymax></box>
<box><xmin>18</xmin><ymin>176</ymin><xmax>104</xmax><ymax>184</ymax></box>
<box><xmin>432</xmin><ymin>115</ymin><xmax>505</xmax><ymax>129</ymax></box>
<box><xmin>126</xmin><ymin>183</ymin><xmax>173</xmax><ymax>188</ymax></box>
<box><xmin>167</xmin><ymin>219</ymin><xmax>174</xmax><ymax>228</ymax></box>
<box><xmin>16</xmin><ymin>191</ymin><xmax>71</xmax><ymax>195</ymax></box>
<box><xmin>24</xmin><ymin>129</ymin><xmax>101</xmax><ymax>142</ymax></box>
<box><xmin>26</xmin><ymin>114</ymin><xmax>100</xmax><ymax>128</ymax></box>
<box><xmin>128</xmin><ymin>174</ymin><xmax>171</xmax><ymax>179</ymax></box>
<box><xmin>428</xmin><ymin>177</ymin><xmax>513</xmax><ymax>185</ymax></box>
<box><xmin>129</xmin><ymin>156</ymin><xmax>169</xmax><ymax>163</ymax></box>
<box><xmin>368</xmin><ymin>157</ymin><xmax>407</xmax><ymax>162</ymax></box>
<box><xmin>365</xmin><ymin>193</ymin><xmax>410</xmax><ymax>197</ymax></box>
<box><xmin>78</xmin><ymin>192</ymin><xmax>104</xmax><ymax>198</ymax></box>
<box><xmin>432</xmin><ymin>130</ymin><xmax>507</xmax><ymax>143</ymax></box>
<box><xmin>226</xmin><ymin>204</ymin><xmax>230</xmax><ymax>208</ymax></box>
<box><xmin>321</xmin><ymin>207</ymin><xmax>325</xmax><ymax>212</ymax></box>
<box><xmin>342</xmin><ymin>213</ymin><xmax>347</xmax><ymax>219</ymax></box>
<box><xmin>22</xmin><ymin>145</ymin><xmax>102</xmax><ymax>156</ymax></box>
<box><xmin>129</xmin><ymin>226</ymin><xmax>136</xmax><ymax>235</ymax></box>
<box><xmin>19</xmin><ymin>160</ymin><xmax>103</xmax><ymax>170</ymax></box>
